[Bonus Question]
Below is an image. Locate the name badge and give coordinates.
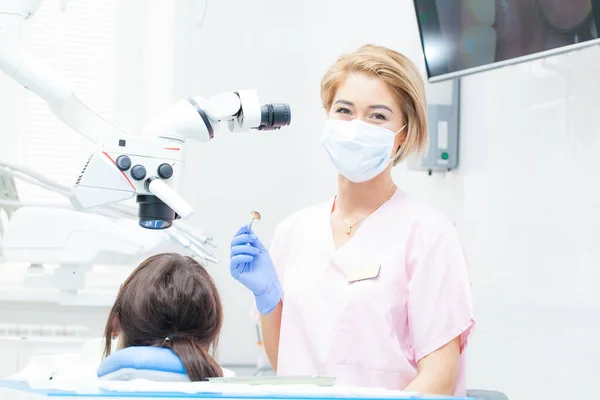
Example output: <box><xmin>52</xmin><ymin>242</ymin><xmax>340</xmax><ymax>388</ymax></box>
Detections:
<box><xmin>346</xmin><ymin>264</ymin><xmax>381</xmax><ymax>283</ymax></box>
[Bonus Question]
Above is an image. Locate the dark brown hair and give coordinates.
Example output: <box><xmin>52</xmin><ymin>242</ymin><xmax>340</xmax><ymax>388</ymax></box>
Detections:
<box><xmin>103</xmin><ymin>253</ymin><xmax>223</xmax><ymax>381</ymax></box>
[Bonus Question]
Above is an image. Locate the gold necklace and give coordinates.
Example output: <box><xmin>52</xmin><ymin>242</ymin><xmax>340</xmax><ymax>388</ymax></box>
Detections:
<box><xmin>336</xmin><ymin>186</ymin><xmax>396</xmax><ymax>235</ymax></box>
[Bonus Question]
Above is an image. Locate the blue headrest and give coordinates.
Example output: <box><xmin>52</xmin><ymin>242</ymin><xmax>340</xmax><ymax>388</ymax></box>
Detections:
<box><xmin>97</xmin><ymin>346</ymin><xmax>188</xmax><ymax>381</ymax></box>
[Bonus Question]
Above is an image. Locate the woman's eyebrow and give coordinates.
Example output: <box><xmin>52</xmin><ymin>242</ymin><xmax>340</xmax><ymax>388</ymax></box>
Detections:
<box><xmin>369</xmin><ymin>104</ymin><xmax>393</xmax><ymax>113</ymax></box>
<box><xmin>334</xmin><ymin>100</ymin><xmax>393</xmax><ymax>113</ymax></box>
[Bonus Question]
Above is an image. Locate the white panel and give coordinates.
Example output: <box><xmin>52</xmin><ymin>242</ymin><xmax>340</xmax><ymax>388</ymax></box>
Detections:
<box><xmin>437</xmin><ymin>120</ymin><xmax>449</xmax><ymax>149</ymax></box>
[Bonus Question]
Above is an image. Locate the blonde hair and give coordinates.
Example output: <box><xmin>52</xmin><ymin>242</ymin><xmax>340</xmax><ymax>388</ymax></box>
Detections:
<box><xmin>320</xmin><ymin>44</ymin><xmax>428</xmax><ymax>165</ymax></box>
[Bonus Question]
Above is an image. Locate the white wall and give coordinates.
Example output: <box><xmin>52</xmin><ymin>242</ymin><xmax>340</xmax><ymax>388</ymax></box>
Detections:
<box><xmin>400</xmin><ymin>27</ymin><xmax>600</xmax><ymax>400</ymax></box>
<box><xmin>173</xmin><ymin>1</ymin><xmax>600</xmax><ymax>399</ymax></box>
<box><xmin>401</xmin><ymin>51</ymin><xmax>600</xmax><ymax>399</ymax></box>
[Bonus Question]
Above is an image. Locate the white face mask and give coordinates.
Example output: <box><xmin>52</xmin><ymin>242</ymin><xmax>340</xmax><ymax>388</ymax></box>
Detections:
<box><xmin>320</xmin><ymin>119</ymin><xmax>407</xmax><ymax>183</ymax></box>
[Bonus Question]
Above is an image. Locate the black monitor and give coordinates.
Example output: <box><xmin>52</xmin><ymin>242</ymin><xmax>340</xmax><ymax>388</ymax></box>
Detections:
<box><xmin>413</xmin><ymin>0</ymin><xmax>600</xmax><ymax>82</ymax></box>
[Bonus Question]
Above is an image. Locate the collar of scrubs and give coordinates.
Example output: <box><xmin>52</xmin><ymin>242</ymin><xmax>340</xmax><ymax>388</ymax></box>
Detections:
<box><xmin>326</xmin><ymin>188</ymin><xmax>403</xmax><ymax>255</ymax></box>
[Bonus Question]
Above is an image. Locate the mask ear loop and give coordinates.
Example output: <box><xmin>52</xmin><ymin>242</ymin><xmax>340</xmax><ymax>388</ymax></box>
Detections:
<box><xmin>391</xmin><ymin>124</ymin><xmax>408</xmax><ymax>163</ymax></box>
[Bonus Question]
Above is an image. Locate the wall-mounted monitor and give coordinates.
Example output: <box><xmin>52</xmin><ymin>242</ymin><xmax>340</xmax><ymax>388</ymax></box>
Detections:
<box><xmin>414</xmin><ymin>0</ymin><xmax>600</xmax><ymax>82</ymax></box>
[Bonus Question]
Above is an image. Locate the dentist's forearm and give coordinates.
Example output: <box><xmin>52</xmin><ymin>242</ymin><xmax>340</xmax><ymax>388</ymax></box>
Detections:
<box><xmin>260</xmin><ymin>300</ymin><xmax>282</xmax><ymax>371</ymax></box>
<box><xmin>404</xmin><ymin>337</ymin><xmax>460</xmax><ymax>395</ymax></box>
<box><xmin>404</xmin><ymin>370</ymin><xmax>455</xmax><ymax>395</ymax></box>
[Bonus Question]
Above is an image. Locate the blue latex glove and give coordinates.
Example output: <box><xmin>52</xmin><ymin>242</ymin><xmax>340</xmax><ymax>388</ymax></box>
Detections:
<box><xmin>230</xmin><ymin>224</ymin><xmax>282</xmax><ymax>315</ymax></box>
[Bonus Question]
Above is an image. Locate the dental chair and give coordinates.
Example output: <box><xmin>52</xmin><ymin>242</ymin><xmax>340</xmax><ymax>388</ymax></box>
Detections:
<box><xmin>97</xmin><ymin>346</ymin><xmax>235</xmax><ymax>381</ymax></box>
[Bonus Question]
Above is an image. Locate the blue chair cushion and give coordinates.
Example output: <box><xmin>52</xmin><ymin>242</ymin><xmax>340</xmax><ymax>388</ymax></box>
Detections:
<box><xmin>97</xmin><ymin>346</ymin><xmax>189</xmax><ymax>382</ymax></box>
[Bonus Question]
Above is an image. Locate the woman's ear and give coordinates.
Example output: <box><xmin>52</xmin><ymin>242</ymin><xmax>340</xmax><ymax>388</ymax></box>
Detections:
<box><xmin>393</xmin><ymin>128</ymin><xmax>408</xmax><ymax>157</ymax></box>
<box><xmin>111</xmin><ymin>317</ymin><xmax>121</xmax><ymax>339</ymax></box>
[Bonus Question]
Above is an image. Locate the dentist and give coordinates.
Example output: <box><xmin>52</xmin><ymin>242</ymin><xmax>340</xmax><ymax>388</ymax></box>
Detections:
<box><xmin>229</xmin><ymin>45</ymin><xmax>475</xmax><ymax>396</ymax></box>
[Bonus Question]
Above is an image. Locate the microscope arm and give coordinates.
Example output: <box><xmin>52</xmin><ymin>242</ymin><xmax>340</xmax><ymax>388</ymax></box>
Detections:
<box><xmin>0</xmin><ymin>3</ymin><xmax>126</xmax><ymax>145</ymax></box>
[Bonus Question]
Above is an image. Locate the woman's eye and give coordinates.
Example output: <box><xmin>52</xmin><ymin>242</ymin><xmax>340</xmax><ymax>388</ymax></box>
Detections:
<box><xmin>335</xmin><ymin>107</ymin><xmax>351</xmax><ymax>115</ymax></box>
<box><xmin>372</xmin><ymin>113</ymin><xmax>387</xmax><ymax>121</ymax></box>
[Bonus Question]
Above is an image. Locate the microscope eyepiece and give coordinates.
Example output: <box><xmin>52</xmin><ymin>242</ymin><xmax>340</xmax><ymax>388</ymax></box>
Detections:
<box><xmin>258</xmin><ymin>103</ymin><xmax>291</xmax><ymax>131</ymax></box>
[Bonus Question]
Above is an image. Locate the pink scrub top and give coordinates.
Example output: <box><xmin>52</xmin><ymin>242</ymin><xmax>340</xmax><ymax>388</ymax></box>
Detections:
<box><xmin>253</xmin><ymin>189</ymin><xmax>475</xmax><ymax>396</ymax></box>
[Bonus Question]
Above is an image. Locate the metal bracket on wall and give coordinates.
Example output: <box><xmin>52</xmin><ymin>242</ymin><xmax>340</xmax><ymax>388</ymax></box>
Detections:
<box><xmin>408</xmin><ymin>78</ymin><xmax>460</xmax><ymax>175</ymax></box>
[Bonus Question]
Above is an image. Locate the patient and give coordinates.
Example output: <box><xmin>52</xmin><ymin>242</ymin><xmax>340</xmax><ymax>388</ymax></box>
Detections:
<box><xmin>103</xmin><ymin>253</ymin><xmax>224</xmax><ymax>381</ymax></box>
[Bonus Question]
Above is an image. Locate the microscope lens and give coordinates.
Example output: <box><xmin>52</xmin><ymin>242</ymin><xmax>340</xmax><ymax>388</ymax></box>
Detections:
<box><xmin>259</xmin><ymin>103</ymin><xmax>291</xmax><ymax>130</ymax></box>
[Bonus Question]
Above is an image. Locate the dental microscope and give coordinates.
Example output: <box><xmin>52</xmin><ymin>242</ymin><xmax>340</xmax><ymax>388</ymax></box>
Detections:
<box><xmin>0</xmin><ymin>0</ymin><xmax>291</xmax><ymax>231</ymax></box>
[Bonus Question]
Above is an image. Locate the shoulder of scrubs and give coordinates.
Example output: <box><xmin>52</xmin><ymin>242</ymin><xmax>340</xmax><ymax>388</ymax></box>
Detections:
<box><xmin>400</xmin><ymin>196</ymin><xmax>475</xmax><ymax>362</ymax></box>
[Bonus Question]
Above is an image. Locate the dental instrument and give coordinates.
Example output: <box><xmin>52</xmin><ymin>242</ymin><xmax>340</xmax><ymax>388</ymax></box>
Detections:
<box><xmin>248</xmin><ymin>211</ymin><xmax>261</xmax><ymax>231</ymax></box>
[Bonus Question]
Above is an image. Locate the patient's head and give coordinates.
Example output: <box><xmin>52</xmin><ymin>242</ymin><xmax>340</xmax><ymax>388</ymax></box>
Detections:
<box><xmin>103</xmin><ymin>253</ymin><xmax>223</xmax><ymax>381</ymax></box>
